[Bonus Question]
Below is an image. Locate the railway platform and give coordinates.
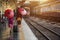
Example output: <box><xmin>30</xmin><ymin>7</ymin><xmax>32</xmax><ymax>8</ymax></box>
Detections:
<box><xmin>0</xmin><ymin>18</ymin><xmax>38</xmax><ymax>40</ymax></box>
<box><xmin>21</xmin><ymin>18</ymin><xmax>38</xmax><ymax>40</ymax></box>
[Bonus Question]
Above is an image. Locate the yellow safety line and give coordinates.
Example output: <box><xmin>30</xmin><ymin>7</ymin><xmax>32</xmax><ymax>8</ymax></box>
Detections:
<box><xmin>18</xmin><ymin>25</ymin><xmax>25</xmax><ymax>40</ymax></box>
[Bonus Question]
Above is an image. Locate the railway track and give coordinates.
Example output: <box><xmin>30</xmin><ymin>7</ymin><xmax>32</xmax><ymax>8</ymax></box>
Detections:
<box><xmin>29</xmin><ymin>18</ymin><xmax>60</xmax><ymax>36</ymax></box>
<box><xmin>24</xmin><ymin>18</ymin><xmax>60</xmax><ymax>40</ymax></box>
<box><xmin>25</xmin><ymin>19</ymin><xmax>49</xmax><ymax>40</ymax></box>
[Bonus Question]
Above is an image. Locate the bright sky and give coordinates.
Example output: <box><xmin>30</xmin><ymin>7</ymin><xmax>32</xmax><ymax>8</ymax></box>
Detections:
<box><xmin>27</xmin><ymin>0</ymin><xmax>48</xmax><ymax>1</ymax></box>
<box><xmin>26</xmin><ymin>0</ymin><xmax>48</xmax><ymax>3</ymax></box>
<box><xmin>17</xmin><ymin>0</ymin><xmax>49</xmax><ymax>4</ymax></box>
<box><xmin>39</xmin><ymin>0</ymin><xmax>48</xmax><ymax>3</ymax></box>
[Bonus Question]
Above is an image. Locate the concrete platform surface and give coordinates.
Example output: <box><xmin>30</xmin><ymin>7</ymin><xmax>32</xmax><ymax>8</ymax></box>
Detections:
<box><xmin>21</xmin><ymin>18</ymin><xmax>38</xmax><ymax>40</ymax></box>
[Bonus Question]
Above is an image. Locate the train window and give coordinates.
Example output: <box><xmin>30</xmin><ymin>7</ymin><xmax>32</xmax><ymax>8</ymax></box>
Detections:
<box><xmin>35</xmin><ymin>9</ymin><xmax>38</xmax><ymax>13</ymax></box>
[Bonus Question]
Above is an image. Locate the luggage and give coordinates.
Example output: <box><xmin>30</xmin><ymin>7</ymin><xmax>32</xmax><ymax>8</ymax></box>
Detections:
<box><xmin>13</xmin><ymin>25</ymin><xmax>18</xmax><ymax>32</ymax></box>
<box><xmin>16</xmin><ymin>17</ymin><xmax>22</xmax><ymax>25</ymax></box>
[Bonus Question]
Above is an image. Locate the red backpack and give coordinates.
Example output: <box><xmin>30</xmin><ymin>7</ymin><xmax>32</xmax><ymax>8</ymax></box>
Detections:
<box><xmin>5</xmin><ymin>9</ymin><xmax>14</xmax><ymax>18</ymax></box>
<box><xmin>18</xmin><ymin>8</ymin><xmax>27</xmax><ymax>16</ymax></box>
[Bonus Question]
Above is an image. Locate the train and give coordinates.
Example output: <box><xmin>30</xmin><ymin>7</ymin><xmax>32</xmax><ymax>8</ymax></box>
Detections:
<box><xmin>30</xmin><ymin>1</ymin><xmax>60</xmax><ymax>22</ymax></box>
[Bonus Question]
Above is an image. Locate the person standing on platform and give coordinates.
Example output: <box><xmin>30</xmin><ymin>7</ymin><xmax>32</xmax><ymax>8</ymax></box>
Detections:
<box><xmin>16</xmin><ymin>6</ymin><xmax>27</xmax><ymax>27</ymax></box>
<box><xmin>4</xmin><ymin>9</ymin><xmax>14</xmax><ymax>34</ymax></box>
